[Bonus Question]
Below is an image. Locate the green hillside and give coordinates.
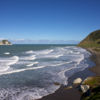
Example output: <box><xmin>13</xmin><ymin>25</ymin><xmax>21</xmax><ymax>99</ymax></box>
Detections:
<box><xmin>78</xmin><ymin>30</ymin><xmax>100</xmax><ymax>48</ymax></box>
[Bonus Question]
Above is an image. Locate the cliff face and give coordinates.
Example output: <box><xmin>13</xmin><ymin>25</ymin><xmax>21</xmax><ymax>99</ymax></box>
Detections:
<box><xmin>0</xmin><ymin>40</ymin><xmax>12</xmax><ymax>45</ymax></box>
<box><xmin>78</xmin><ymin>30</ymin><xmax>100</xmax><ymax>48</ymax></box>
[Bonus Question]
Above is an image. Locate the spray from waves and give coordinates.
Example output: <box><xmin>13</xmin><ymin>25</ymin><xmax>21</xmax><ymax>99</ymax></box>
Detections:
<box><xmin>26</xmin><ymin>55</ymin><xmax>36</xmax><ymax>60</ymax></box>
<box><xmin>37</xmin><ymin>49</ymin><xmax>54</xmax><ymax>55</ymax></box>
<box><xmin>4</xmin><ymin>52</ymin><xmax>10</xmax><ymax>55</ymax></box>
<box><xmin>17</xmin><ymin>87</ymin><xmax>48</xmax><ymax>100</ymax></box>
<box><xmin>7</xmin><ymin>56</ymin><xmax>19</xmax><ymax>65</ymax></box>
<box><xmin>38</xmin><ymin>54</ymin><xmax>63</xmax><ymax>59</ymax></box>
<box><xmin>0</xmin><ymin>56</ymin><xmax>19</xmax><ymax>72</ymax></box>
<box><xmin>0</xmin><ymin>56</ymin><xmax>19</xmax><ymax>65</ymax></box>
<box><xmin>0</xmin><ymin>65</ymin><xmax>10</xmax><ymax>72</ymax></box>
<box><xmin>20</xmin><ymin>55</ymin><xmax>36</xmax><ymax>60</ymax></box>
<box><xmin>50</xmin><ymin>61</ymin><xmax>73</xmax><ymax>67</ymax></box>
<box><xmin>54</xmin><ymin>54</ymin><xmax>63</xmax><ymax>58</ymax></box>
<box><xmin>25</xmin><ymin>49</ymin><xmax>54</xmax><ymax>55</ymax></box>
<box><xmin>26</xmin><ymin>62</ymin><xmax>38</xmax><ymax>67</ymax></box>
<box><xmin>45</xmin><ymin>54</ymin><xmax>63</xmax><ymax>58</ymax></box>
<box><xmin>58</xmin><ymin>67</ymin><xmax>74</xmax><ymax>85</ymax></box>
<box><xmin>0</xmin><ymin>65</ymin><xmax>46</xmax><ymax>76</ymax></box>
<box><xmin>25</xmin><ymin>50</ymin><xmax>34</xmax><ymax>54</ymax></box>
<box><xmin>0</xmin><ymin>85</ymin><xmax>60</xmax><ymax>100</ymax></box>
<box><xmin>75</xmin><ymin>54</ymin><xmax>85</xmax><ymax>65</ymax></box>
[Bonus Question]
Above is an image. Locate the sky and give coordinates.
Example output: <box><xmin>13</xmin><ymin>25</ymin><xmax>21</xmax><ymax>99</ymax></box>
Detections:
<box><xmin>0</xmin><ymin>0</ymin><xmax>100</xmax><ymax>44</ymax></box>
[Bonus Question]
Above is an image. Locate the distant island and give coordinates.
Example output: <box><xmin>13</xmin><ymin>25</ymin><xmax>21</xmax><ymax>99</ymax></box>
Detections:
<box><xmin>0</xmin><ymin>40</ymin><xmax>12</xmax><ymax>45</ymax></box>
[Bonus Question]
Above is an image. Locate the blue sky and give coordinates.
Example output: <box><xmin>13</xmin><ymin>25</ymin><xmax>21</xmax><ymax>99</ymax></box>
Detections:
<box><xmin>0</xmin><ymin>0</ymin><xmax>100</xmax><ymax>44</ymax></box>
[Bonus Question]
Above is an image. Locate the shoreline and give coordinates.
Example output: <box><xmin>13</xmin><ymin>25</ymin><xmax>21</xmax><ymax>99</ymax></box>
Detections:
<box><xmin>87</xmin><ymin>48</ymin><xmax>100</xmax><ymax>76</ymax></box>
<box><xmin>38</xmin><ymin>48</ymin><xmax>97</xmax><ymax>100</ymax></box>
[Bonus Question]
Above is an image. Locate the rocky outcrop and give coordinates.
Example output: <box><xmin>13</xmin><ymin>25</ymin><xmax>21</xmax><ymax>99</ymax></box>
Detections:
<box><xmin>80</xmin><ymin>85</ymin><xmax>90</xmax><ymax>93</ymax></box>
<box><xmin>73</xmin><ymin>78</ymin><xmax>82</xmax><ymax>84</ymax></box>
<box><xmin>0</xmin><ymin>40</ymin><xmax>12</xmax><ymax>45</ymax></box>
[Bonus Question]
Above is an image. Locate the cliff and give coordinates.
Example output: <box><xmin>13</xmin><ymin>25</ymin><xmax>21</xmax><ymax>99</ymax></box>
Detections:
<box><xmin>0</xmin><ymin>40</ymin><xmax>12</xmax><ymax>45</ymax></box>
<box><xmin>78</xmin><ymin>30</ymin><xmax>100</xmax><ymax>48</ymax></box>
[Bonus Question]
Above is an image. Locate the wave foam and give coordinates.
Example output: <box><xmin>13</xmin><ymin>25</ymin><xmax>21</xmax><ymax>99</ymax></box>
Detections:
<box><xmin>25</xmin><ymin>49</ymin><xmax>53</xmax><ymax>55</ymax></box>
<box><xmin>26</xmin><ymin>50</ymin><xmax>34</xmax><ymax>54</ymax></box>
<box><xmin>26</xmin><ymin>62</ymin><xmax>38</xmax><ymax>67</ymax></box>
<box><xmin>4</xmin><ymin>52</ymin><xmax>10</xmax><ymax>55</ymax></box>
<box><xmin>0</xmin><ymin>65</ymin><xmax>10</xmax><ymax>72</ymax></box>
<box><xmin>0</xmin><ymin>65</ymin><xmax>46</xmax><ymax>76</ymax></box>
<box><xmin>0</xmin><ymin>85</ymin><xmax>60</xmax><ymax>100</ymax></box>
<box><xmin>40</xmin><ymin>49</ymin><xmax>54</xmax><ymax>55</ymax></box>
<box><xmin>50</xmin><ymin>61</ymin><xmax>72</xmax><ymax>67</ymax></box>
<box><xmin>0</xmin><ymin>56</ymin><xmax>19</xmax><ymax>72</ymax></box>
<box><xmin>21</xmin><ymin>55</ymin><xmax>36</xmax><ymax>61</ymax></box>
<box><xmin>7</xmin><ymin>56</ymin><xmax>19</xmax><ymax>65</ymax></box>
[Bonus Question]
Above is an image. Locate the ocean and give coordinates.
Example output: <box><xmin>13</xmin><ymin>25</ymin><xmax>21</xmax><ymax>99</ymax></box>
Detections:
<box><xmin>0</xmin><ymin>44</ymin><xmax>93</xmax><ymax>100</ymax></box>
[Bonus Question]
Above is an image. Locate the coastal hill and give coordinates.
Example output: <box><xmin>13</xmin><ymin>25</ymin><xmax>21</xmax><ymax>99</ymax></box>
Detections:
<box><xmin>78</xmin><ymin>30</ymin><xmax>100</xmax><ymax>48</ymax></box>
<box><xmin>0</xmin><ymin>40</ymin><xmax>12</xmax><ymax>45</ymax></box>
<box><xmin>78</xmin><ymin>30</ymin><xmax>100</xmax><ymax>100</ymax></box>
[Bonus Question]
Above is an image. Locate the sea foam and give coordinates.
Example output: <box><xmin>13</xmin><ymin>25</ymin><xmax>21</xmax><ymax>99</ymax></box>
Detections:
<box><xmin>0</xmin><ymin>56</ymin><xmax>19</xmax><ymax>72</ymax></box>
<box><xmin>4</xmin><ymin>52</ymin><xmax>10</xmax><ymax>55</ymax></box>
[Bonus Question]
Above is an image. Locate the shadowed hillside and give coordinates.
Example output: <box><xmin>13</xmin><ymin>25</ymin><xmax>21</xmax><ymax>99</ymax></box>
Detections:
<box><xmin>78</xmin><ymin>30</ymin><xmax>100</xmax><ymax>48</ymax></box>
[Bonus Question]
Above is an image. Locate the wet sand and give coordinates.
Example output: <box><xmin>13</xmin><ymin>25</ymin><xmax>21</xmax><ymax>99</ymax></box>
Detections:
<box><xmin>88</xmin><ymin>48</ymin><xmax>100</xmax><ymax>76</ymax></box>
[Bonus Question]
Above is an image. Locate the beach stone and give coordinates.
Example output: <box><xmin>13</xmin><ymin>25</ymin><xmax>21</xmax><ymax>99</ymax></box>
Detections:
<box><xmin>73</xmin><ymin>78</ymin><xmax>82</xmax><ymax>84</ymax></box>
<box><xmin>54</xmin><ymin>82</ymin><xmax>60</xmax><ymax>85</ymax></box>
<box><xmin>80</xmin><ymin>85</ymin><xmax>90</xmax><ymax>93</ymax></box>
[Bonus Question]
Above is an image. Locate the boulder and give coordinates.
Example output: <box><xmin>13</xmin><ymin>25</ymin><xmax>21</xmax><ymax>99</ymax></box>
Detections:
<box><xmin>54</xmin><ymin>82</ymin><xmax>60</xmax><ymax>85</ymax></box>
<box><xmin>80</xmin><ymin>85</ymin><xmax>90</xmax><ymax>93</ymax></box>
<box><xmin>73</xmin><ymin>78</ymin><xmax>82</xmax><ymax>84</ymax></box>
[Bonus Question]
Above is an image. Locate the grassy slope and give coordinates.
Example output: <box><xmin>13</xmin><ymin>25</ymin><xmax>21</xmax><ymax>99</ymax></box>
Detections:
<box><xmin>78</xmin><ymin>30</ymin><xmax>100</xmax><ymax>48</ymax></box>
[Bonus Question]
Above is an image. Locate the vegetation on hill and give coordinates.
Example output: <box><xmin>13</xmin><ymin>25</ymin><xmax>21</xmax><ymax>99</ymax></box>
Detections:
<box><xmin>78</xmin><ymin>30</ymin><xmax>100</xmax><ymax>48</ymax></box>
<box><xmin>0</xmin><ymin>40</ymin><xmax>12</xmax><ymax>45</ymax></box>
<box><xmin>81</xmin><ymin>77</ymin><xmax>100</xmax><ymax>100</ymax></box>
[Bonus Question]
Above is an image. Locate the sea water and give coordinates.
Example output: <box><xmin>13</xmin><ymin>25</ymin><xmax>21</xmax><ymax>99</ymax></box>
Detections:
<box><xmin>0</xmin><ymin>44</ymin><xmax>93</xmax><ymax>100</ymax></box>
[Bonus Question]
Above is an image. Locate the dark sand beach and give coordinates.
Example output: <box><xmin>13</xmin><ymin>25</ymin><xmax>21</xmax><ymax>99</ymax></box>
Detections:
<box><xmin>88</xmin><ymin>48</ymin><xmax>100</xmax><ymax>76</ymax></box>
<box><xmin>38</xmin><ymin>48</ymin><xmax>100</xmax><ymax>100</ymax></box>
